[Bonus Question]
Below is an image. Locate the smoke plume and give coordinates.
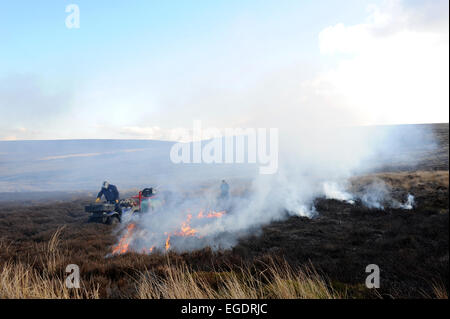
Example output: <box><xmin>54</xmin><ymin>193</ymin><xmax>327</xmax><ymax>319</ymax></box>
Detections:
<box><xmin>111</xmin><ymin>123</ymin><xmax>434</xmax><ymax>254</ymax></box>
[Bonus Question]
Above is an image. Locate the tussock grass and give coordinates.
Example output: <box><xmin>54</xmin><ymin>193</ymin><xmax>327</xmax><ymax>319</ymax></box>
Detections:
<box><xmin>43</xmin><ymin>226</ymin><xmax>66</xmax><ymax>274</ymax></box>
<box><xmin>137</xmin><ymin>262</ymin><xmax>215</xmax><ymax>299</ymax></box>
<box><xmin>0</xmin><ymin>262</ymin><xmax>99</xmax><ymax>299</ymax></box>
<box><xmin>0</xmin><ymin>227</ymin><xmax>99</xmax><ymax>299</ymax></box>
<box><xmin>420</xmin><ymin>282</ymin><xmax>449</xmax><ymax>299</ymax></box>
<box><xmin>432</xmin><ymin>284</ymin><xmax>448</xmax><ymax>299</ymax></box>
<box><xmin>136</xmin><ymin>259</ymin><xmax>344</xmax><ymax>299</ymax></box>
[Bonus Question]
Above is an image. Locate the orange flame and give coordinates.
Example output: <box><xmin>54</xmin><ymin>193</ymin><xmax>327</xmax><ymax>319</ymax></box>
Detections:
<box><xmin>111</xmin><ymin>223</ymin><xmax>136</xmax><ymax>255</ymax></box>
<box><xmin>197</xmin><ymin>210</ymin><xmax>226</xmax><ymax>218</ymax></box>
<box><xmin>165</xmin><ymin>234</ymin><xmax>171</xmax><ymax>251</ymax></box>
<box><xmin>165</xmin><ymin>214</ymin><xmax>198</xmax><ymax>251</ymax></box>
<box><xmin>112</xmin><ymin>208</ymin><xmax>227</xmax><ymax>254</ymax></box>
<box><xmin>174</xmin><ymin>214</ymin><xmax>197</xmax><ymax>236</ymax></box>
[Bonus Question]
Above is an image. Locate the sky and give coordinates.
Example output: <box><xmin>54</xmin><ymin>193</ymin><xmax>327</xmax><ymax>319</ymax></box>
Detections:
<box><xmin>0</xmin><ymin>0</ymin><xmax>448</xmax><ymax>141</ymax></box>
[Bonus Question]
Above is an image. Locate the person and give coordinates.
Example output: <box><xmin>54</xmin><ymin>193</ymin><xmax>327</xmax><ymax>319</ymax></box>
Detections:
<box><xmin>96</xmin><ymin>181</ymin><xmax>121</xmax><ymax>216</ymax></box>
<box><xmin>220</xmin><ymin>180</ymin><xmax>229</xmax><ymax>199</ymax></box>
<box><xmin>96</xmin><ymin>181</ymin><xmax>119</xmax><ymax>204</ymax></box>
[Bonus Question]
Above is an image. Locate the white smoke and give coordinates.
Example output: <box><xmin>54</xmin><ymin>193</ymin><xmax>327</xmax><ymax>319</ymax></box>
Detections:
<box><xmin>360</xmin><ymin>180</ymin><xmax>391</xmax><ymax>210</ymax></box>
<box><xmin>110</xmin><ymin>123</ymin><xmax>431</xmax><ymax>254</ymax></box>
<box><xmin>322</xmin><ymin>181</ymin><xmax>355</xmax><ymax>204</ymax></box>
<box><xmin>399</xmin><ymin>194</ymin><xmax>415</xmax><ymax>210</ymax></box>
<box><xmin>353</xmin><ymin>179</ymin><xmax>416</xmax><ymax>210</ymax></box>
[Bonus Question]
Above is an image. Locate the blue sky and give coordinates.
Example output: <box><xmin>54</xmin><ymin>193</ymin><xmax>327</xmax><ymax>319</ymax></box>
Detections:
<box><xmin>1</xmin><ymin>1</ymin><xmax>377</xmax><ymax>78</ymax></box>
<box><xmin>0</xmin><ymin>0</ymin><xmax>448</xmax><ymax>140</ymax></box>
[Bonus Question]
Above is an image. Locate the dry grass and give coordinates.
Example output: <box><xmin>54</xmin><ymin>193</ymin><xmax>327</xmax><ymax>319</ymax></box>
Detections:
<box><xmin>351</xmin><ymin>170</ymin><xmax>449</xmax><ymax>191</ymax></box>
<box><xmin>137</xmin><ymin>262</ymin><xmax>215</xmax><ymax>299</ymax></box>
<box><xmin>42</xmin><ymin>226</ymin><xmax>66</xmax><ymax>274</ymax></box>
<box><xmin>431</xmin><ymin>284</ymin><xmax>449</xmax><ymax>299</ymax></box>
<box><xmin>262</xmin><ymin>262</ymin><xmax>342</xmax><ymax>299</ymax></box>
<box><xmin>420</xmin><ymin>282</ymin><xmax>449</xmax><ymax>299</ymax></box>
<box><xmin>2</xmin><ymin>226</ymin><xmax>345</xmax><ymax>299</ymax></box>
<box><xmin>136</xmin><ymin>259</ymin><xmax>344</xmax><ymax>299</ymax></box>
<box><xmin>0</xmin><ymin>227</ymin><xmax>99</xmax><ymax>299</ymax></box>
<box><xmin>0</xmin><ymin>262</ymin><xmax>99</xmax><ymax>299</ymax></box>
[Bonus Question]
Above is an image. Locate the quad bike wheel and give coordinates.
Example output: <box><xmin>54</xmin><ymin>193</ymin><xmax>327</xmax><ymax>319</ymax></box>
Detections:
<box><xmin>107</xmin><ymin>216</ymin><xmax>120</xmax><ymax>225</ymax></box>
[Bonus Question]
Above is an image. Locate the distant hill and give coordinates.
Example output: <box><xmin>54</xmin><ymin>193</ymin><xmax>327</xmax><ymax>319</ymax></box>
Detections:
<box><xmin>0</xmin><ymin>139</ymin><xmax>256</xmax><ymax>193</ymax></box>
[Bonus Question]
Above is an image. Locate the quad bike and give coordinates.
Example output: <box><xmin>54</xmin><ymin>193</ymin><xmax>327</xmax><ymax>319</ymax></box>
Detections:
<box><xmin>85</xmin><ymin>188</ymin><xmax>161</xmax><ymax>225</ymax></box>
<box><xmin>85</xmin><ymin>199</ymin><xmax>137</xmax><ymax>225</ymax></box>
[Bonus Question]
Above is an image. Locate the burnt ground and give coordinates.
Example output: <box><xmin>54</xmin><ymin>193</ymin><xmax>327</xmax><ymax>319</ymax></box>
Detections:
<box><xmin>235</xmin><ymin>170</ymin><xmax>449</xmax><ymax>298</ymax></box>
<box><xmin>0</xmin><ymin>124</ymin><xmax>448</xmax><ymax>298</ymax></box>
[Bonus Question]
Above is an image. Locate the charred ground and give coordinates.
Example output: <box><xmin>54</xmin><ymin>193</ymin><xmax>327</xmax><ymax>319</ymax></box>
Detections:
<box><xmin>237</xmin><ymin>170</ymin><xmax>448</xmax><ymax>298</ymax></box>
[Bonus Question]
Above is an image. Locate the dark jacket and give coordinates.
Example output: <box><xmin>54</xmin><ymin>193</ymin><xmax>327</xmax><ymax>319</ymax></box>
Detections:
<box><xmin>220</xmin><ymin>182</ymin><xmax>229</xmax><ymax>198</ymax></box>
<box><xmin>97</xmin><ymin>184</ymin><xmax>119</xmax><ymax>202</ymax></box>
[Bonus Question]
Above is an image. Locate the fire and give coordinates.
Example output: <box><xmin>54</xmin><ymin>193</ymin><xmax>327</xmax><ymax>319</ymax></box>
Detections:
<box><xmin>111</xmin><ymin>208</ymin><xmax>227</xmax><ymax>254</ymax></box>
<box><xmin>175</xmin><ymin>214</ymin><xmax>197</xmax><ymax>236</ymax></box>
<box><xmin>165</xmin><ymin>214</ymin><xmax>198</xmax><ymax>251</ymax></box>
<box><xmin>197</xmin><ymin>210</ymin><xmax>226</xmax><ymax>219</ymax></box>
<box><xmin>165</xmin><ymin>234</ymin><xmax>171</xmax><ymax>251</ymax></box>
<box><xmin>111</xmin><ymin>223</ymin><xmax>136</xmax><ymax>255</ymax></box>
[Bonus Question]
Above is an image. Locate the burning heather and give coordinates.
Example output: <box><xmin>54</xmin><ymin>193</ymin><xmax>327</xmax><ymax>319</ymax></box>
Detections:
<box><xmin>108</xmin><ymin>124</ymin><xmax>436</xmax><ymax>255</ymax></box>
<box><xmin>108</xmin><ymin>115</ymin><xmax>436</xmax><ymax>255</ymax></box>
<box><xmin>111</xmin><ymin>173</ymin><xmax>418</xmax><ymax>255</ymax></box>
<box><xmin>111</xmin><ymin>207</ymin><xmax>227</xmax><ymax>255</ymax></box>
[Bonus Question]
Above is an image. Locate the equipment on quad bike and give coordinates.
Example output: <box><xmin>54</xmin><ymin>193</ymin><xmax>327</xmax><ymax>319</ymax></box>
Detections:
<box><xmin>132</xmin><ymin>187</ymin><xmax>162</xmax><ymax>212</ymax></box>
<box><xmin>142</xmin><ymin>187</ymin><xmax>155</xmax><ymax>197</ymax></box>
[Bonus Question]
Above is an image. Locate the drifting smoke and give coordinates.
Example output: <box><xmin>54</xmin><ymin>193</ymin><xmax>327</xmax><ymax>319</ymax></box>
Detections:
<box><xmin>356</xmin><ymin>179</ymin><xmax>415</xmax><ymax>210</ymax></box>
<box><xmin>360</xmin><ymin>180</ymin><xmax>391</xmax><ymax>210</ymax></box>
<box><xmin>110</xmin><ymin>123</ymin><xmax>432</xmax><ymax>254</ymax></box>
<box><xmin>400</xmin><ymin>194</ymin><xmax>415</xmax><ymax>210</ymax></box>
<box><xmin>322</xmin><ymin>181</ymin><xmax>355</xmax><ymax>204</ymax></box>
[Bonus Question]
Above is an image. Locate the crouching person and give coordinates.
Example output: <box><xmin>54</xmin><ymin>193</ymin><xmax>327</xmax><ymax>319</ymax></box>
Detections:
<box><xmin>96</xmin><ymin>181</ymin><xmax>121</xmax><ymax>215</ymax></box>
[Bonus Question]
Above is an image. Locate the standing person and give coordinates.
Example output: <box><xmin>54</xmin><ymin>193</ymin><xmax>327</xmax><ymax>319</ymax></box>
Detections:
<box><xmin>220</xmin><ymin>180</ymin><xmax>229</xmax><ymax>199</ymax></box>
